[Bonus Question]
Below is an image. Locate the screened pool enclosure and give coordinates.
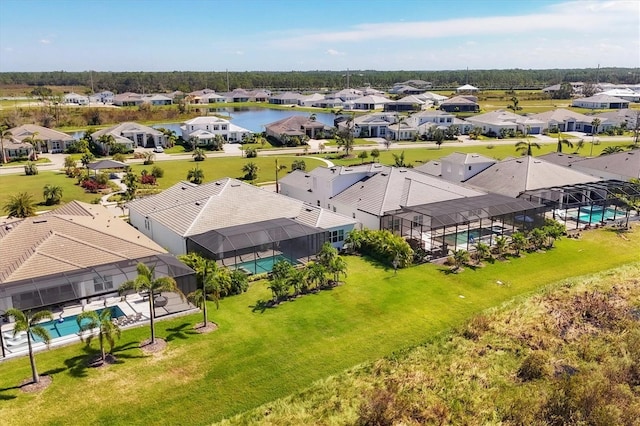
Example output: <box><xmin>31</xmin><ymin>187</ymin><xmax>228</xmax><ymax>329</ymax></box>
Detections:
<box><xmin>186</xmin><ymin>218</ymin><xmax>329</xmax><ymax>274</ymax></box>
<box><xmin>383</xmin><ymin>194</ymin><xmax>545</xmax><ymax>259</ymax></box>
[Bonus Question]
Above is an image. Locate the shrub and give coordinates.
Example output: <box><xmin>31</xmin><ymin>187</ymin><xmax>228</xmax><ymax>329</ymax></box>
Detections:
<box><xmin>151</xmin><ymin>166</ymin><xmax>164</xmax><ymax>178</ymax></box>
<box><xmin>24</xmin><ymin>162</ymin><xmax>38</xmax><ymax>175</ymax></box>
<box><xmin>81</xmin><ymin>179</ymin><xmax>101</xmax><ymax>193</ymax></box>
<box><xmin>112</xmin><ymin>153</ymin><xmax>126</xmax><ymax>163</ymax></box>
<box><xmin>345</xmin><ymin>229</ymin><xmax>413</xmax><ymax>268</ymax></box>
<box><xmin>517</xmin><ymin>351</ymin><xmax>549</xmax><ymax>381</ymax></box>
<box><xmin>95</xmin><ymin>172</ymin><xmax>109</xmax><ymax>186</ymax></box>
<box><xmin>245</xmin><ymin>147</ymin><xmax>257</xmax><ymax>158</ymax></box>
<box><xmin>140</xmin><ymin>174</ymin><xmax>157</xmax><ymax>185</ymax></box>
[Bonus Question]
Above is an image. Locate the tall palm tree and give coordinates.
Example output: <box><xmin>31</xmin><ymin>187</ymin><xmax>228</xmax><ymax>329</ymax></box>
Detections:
<box><xmin>187</xmin><ymin>166</ymin><xmax>204</xmax><ymax>184</ymax></box>
<box><xmin>242</xmin><ymin>161</ymin><xmax>259</xmax><ymax>181</ymax></box>
<box><xmin>180</xmin><ymin>253</ymin><xmax>219</xmax><ymax>327</ymax></box>
<box><xmin>0</xmin><ymin>124</ymin><xmax>13</xmax><ymax>164</ymax></box>
<box><xmin>97</xmin><ymin>134</ymin><xmax>116</xmax><ymax>156</ymax></box>
<box><xmin>515</xmin><ymin>139</ymin><xmax>542</xmax><ymax>156</ymax></box>
<box><xmin>305</xmin><ymin>261</ymin><xmax>327</xmax><ymax>289</ymax></box>
<box><xmin>43</xmin><ymin>184</ymin><xmax>63</xmax><ymax>205</ymax></box>
<box><xmin>118</xmin><ymin>263</ymin><xmax>184</xmax><ymax>345</ymax></box>
<box><xmin>6</xmin><ymin>308</ymin><xmax>53</xmax><ymax>384</ymax></box>
<box><xmin>76</xmin><ymin>308</ymin><xmax>121</xmax><ymax>363</ymax></box>
<box><xmin>556</xmin><ymin>135</ymin><xmax>573</xmax><ymax>153</ymax></box>
<box><xmin>4</xmin><ymin>192</ymin><xmax>36</xmax><ymax>218</ymax></box>
<box><xmin>590</xmin><ymin>118</ymin><xmax>601</xmax><ymax>156</ymax></box>
<box><xmin>474</xmin><ymin>241</ymin><xmax>491</xmax><ymax>263</ymax></box>
<box><xmin>493</xmin><ymin>236</ymin><xmax>508</xmax><ymax>259</ymax></box>
<box><xmin>327</xmin><ymin>256</ymin><xmax>347</xmax><ymax>283</ymax></box>
<box><xmin>274</xmin><ymin>158</ymin><xmax>287</xmax><ymax>193</ymax></box>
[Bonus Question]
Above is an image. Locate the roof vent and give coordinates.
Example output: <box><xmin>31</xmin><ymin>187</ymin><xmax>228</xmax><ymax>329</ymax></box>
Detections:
<box><xmin>33</xmin><ymin>219</ymin><xmax>48</xmax><ymax>224</ymax></box>
<box><xmin>195</xmin><ymin>202</ymin><xmax>201</xmax><ymax>206</ymax></box>
<box><xmin>5</xmin><ymin>224</ymin><xmax>13</xmax><ymax>230</ymax></box>
<box><xmin>399</xmin><ymin>169</ymin><xmax>407</xmax><ymax>173</ymax></box>
<box><xmin>345</xmin><ymin>168</ymin><xmax>352</xmax><ymax>171</ymax></box>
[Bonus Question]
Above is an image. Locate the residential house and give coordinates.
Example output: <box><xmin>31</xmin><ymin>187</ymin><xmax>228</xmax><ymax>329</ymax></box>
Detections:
<box><xmin>0</xmin><ymin>138</ymin><xmax>32</xmax><ymax>162</ymax></box>
<box><xmin>465</xmin><ymin>156</ymin><xmax>602</xmax><ymax>198</ymax></box>
<box><xmin>568</xmin><ymin>149</ymin><xmax>640</xmax><ymax>181</ymax></box>
<box><xmin>330</xmin><ymin>88</ymin><xmax>363</xmax><ymax>102</ymax></box>
<box><xmin>297</xmin><ymin>93</ymin><xmax>325</xmax><ymax>107</ymax></box>
<box><xmin>529</xmin><ymin>109</ymin><xmax>608</xmax><ymax>133</ymax></box>
<box><xmin>328</xmin><ymin>167</ymin><xmax>487</xmax><ymax>230</ymax></box>
<box><xmin>386</xmin><ymin>121</ymin><xmax>418</xmax><ymax>141</ymax></box>
<box><xmin>0</xmin><ymin>201</ymin><xmax>195</xmax><ymax>313</ymax></box>
<box><xmin>126</xmin><ymin>179</ymin><xmax>357</xmax><ymax>270</ymax></box>
<box><xmin>224</xmin><ymin>88</ymin><xmax>270</xmax><ymax>103</ymax></box>
<box><xmin>415</xmin><ymin>152</ymin><xmax>497</xmax><ymax>182</ymax></box>
<box><xmin>439</xmin><ymin>95</ymin><xmax>479</xmax><ymax>113</ymax></box>
<box><xmin>264</xmin><ymin>115</ymin><xmax>328</xmax><ymax>143</ymax></box>
<box><xmin>338</xmin><ymin>112</ymin><xmax>397</xmax><ymax>138</ymax></box>
<box><xmin>384</xmin><ymin>95</ymin><xmax>427</xmax><ymax>112</ymax></box>
<box><xmin>353</xmin><ymin>95</ymin><xmax>391</xmax><ymax>111</ymax></box>
<box><xmin>389</xmin><ymin>85</ymin><xmax>425</xmax><ymax>95</ymax></box>
<box><xmin>7</xmin><ymin>124</ymin><xmax>76</xmax><ymax>154</ymax></box>
<box><xmin>181</xmin><ymin>116</ymin><xmax>252</xmax><ymax>143</ymax></box>
<box><xmin>465</xmin><ymin>110</ymin><xmax>546</xmax><ymax>136</ymax></box>
<box><xmin>92</xmin><ymin>122</ymin><xmax>167</xmax><ymax>150</ymax></box>
<box><xmin>572</xmin><ymin>94</ymin><xmax>629</xmax><ymax>110</ymax></box>
<box><xmin>595</xmin><ymin>88</ymin><xmax>640</xmax><ymax>102</ymax></box>
<box><xmin>89</xmin><ymin>90</ymin><xmax>114</xmax><ymax>104</ymax></box>
<box><xmin>280</xmin><ymin>163</ymin><xmax>389</xmax><ymax>210</ymax></box>
<box><xmin>64</xmin><ymin>92</ymin><xmax>89</xmax><ymax>105</ymax></box>
<box><xmin>143</xmin><ymin>94</ymin><xmax>172</xmax><ymax>106</ymax></box>
<box><xmin>198</xmin><ymin>93</ymin><xmax>227</xmax><ymax>104</ymax></box>
<box><xmin>113</xmin><ymin>92</ymin><xmax>145</xmax><ymax>107</ymax></box>
<box><xmin>269</xmin><ymin>92</ymin><xmax>303</xmax><ymax>105</ymax></box>
<box><xmin>593</xmin><ymin>109</ymin><xmax>639</xmax><ymax>130</ymax></box>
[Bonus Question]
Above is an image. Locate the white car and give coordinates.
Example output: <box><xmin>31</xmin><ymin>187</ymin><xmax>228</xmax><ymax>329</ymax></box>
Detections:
<box><xmin>153</xmin><ymin>146</ymin><xmax>164</xmax><ymax>153</ymax></box>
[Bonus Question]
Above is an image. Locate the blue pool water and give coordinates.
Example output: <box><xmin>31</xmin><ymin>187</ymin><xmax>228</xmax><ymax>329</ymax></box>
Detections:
<box><xmin>236</xmin><ymin>255</ymin><xmax>298</xmax><ymax>275</ymax></box>
<box><xmin>571</xmin><ymin>207</ymin><xmax>622</xmax><ymax>224</ymax></box>
<box><xmin>33</xmin><ymin>306</ymin><xmax>125</xmax><ymax>341</ymax></box>
<box><xmin>444</xmin><ymin>226</ymin><xmax>505</xmax><ymax>246</ymax></box>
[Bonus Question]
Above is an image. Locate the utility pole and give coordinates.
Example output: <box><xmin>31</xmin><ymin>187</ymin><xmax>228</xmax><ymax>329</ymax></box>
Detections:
<box><xmin>226</xmin><ymin>69</ymin><xmax>230</xmax><ymax>92</ymax></box>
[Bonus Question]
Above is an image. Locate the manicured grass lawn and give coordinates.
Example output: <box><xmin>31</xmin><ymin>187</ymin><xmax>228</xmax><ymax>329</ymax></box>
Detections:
<box><xmin>1</xmin><ymin>227</ymin><xmax>639</xmax><ymax>425</ymax></box>
<box><xmin>328</xmin><ymin>140</ymin><xmax>634</xmax><ymax>167</ymax></box>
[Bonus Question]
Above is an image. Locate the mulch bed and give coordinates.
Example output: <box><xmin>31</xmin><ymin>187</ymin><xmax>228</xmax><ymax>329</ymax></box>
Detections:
<box><xmin>139</xmin><ymin>338</ymin><xmax>167</xmax><ymax>354</ymax></box>
<box><xmin>20</xmin><ymin>375</ymin><xmax>52</xmax><ymax>393</ymax></box>
<box><xmin>194</xmin><ymin>322</ymin><xmax>218</xmax><ymax>334</ymax></box>
<box><xmin>87</xmin><ymin>353</ymin><xmax>117</xmax><ymax>368</ymax></box>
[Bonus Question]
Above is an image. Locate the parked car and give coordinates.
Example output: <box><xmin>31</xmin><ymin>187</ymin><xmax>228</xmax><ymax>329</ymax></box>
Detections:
<box><xmin>153</xmin><ymin>146</ymin><xmax>164</xmax><ymax>153</ymax></box>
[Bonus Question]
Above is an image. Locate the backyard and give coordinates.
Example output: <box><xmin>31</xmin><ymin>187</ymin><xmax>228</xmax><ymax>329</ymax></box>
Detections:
<box><xmin>1</xmin><ymin>226</ymin><xmax>639</xmax><ymax>425</ymax></box>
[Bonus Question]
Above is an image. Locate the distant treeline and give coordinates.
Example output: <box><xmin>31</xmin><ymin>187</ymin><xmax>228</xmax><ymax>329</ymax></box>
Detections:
<box><xmin>0</xmin><ymin>68</ymin><xmax>637</xmax><ymax>94</ymax></box>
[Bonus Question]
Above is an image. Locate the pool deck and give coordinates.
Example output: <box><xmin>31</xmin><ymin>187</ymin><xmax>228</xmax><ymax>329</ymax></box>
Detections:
<box><xmin>1</xmin><ymin>292</ymin><xmax>196</xmax><ymax>361</ymax></box>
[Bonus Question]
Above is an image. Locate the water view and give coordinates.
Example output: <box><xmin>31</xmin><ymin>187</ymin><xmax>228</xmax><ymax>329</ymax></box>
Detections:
<box><xmin>66</xmin><ymin>108</ymin><xmax>335</xmax><ymax>139</ymax></box>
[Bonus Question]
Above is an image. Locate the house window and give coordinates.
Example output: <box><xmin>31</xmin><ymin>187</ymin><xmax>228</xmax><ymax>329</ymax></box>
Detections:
<box><xmin>327</xmin><ymin>229</ymin><xmax>345</xmax><ymax>243</ymax></box>
<box><xmin>332</xmin><ymin>206</ymin><xmax>336</xmax><ymax>212</ymax></box>
<box><xmin>93</xmin><ymin>275</ymin><xmax>114</xmax><ymax>292</ymax></box>
<box><xmin>412</xmin><ymin>215</ymin><xmax>423</xmax><ymax>227</ymax></box>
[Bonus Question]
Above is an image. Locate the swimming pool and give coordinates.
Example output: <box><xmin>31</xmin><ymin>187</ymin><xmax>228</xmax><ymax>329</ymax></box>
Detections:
<box><xmin>33</xmin><ymin>305</ymin><xmax>126</xmax><ymax>341</ymax></box>
<box><xmin>444</xmin><ymin>226</ymin><xmax>504</xmax><ymax>247</ymax></box>
<box><xmin>236</xmin><ymin>254</ymin><xmax>298</xmax><ymax>275</ymax></box>
<box><xmin>569</xmin><ymin>206</ymin><xmax>623</xmax><ymax>224</ymax></box>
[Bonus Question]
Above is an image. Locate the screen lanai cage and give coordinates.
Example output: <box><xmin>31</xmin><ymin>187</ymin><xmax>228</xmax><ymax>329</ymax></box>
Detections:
<box><xmin>0</xmin><ymin>254</ymin><xmax>196</xmax><ymax>314</ymax></box>
<box><xmin>383</xmin><ymin>194</ymin><xmax>545</xmax><ymax>259</ymax></box>
<box><xmin>186</xmin><ymin>218</ymin><xmax>329</xmax><ymax>275</ymax></box>
<box><xmin>521</xmin><ymin>180</ymin><xmax>640</xmax><ymax>231</ymax></box>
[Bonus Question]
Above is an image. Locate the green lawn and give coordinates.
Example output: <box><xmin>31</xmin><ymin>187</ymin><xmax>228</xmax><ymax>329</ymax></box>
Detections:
<box><xmin>0</xmin><ymin>156</ymin><xmax>327</xmax><ymax>212</ymax></box>
<box><xmin>1</xmin><ymin>227</ymin><xmax>639</xmax><ymax>425</ymax></box>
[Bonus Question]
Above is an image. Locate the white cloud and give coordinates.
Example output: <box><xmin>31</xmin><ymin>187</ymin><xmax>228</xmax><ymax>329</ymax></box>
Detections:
<box><xmin>3</xmin><ymin>47</ymin><xmax>13</xmax><ymax>52</ymax></box>
<box><xmin>235</xmin><ymin>50</ymin><xmax>244</xmax><ymax>56</ymax></box>
<box><xmin>326</xmin><ymin>48</ymin><xmax>345</xmax><ymax>56</ymax></box>
<box><xmin>39</xmin><ymin>39</ymin><xmax>52</xmax><ymax>45</ymax></box>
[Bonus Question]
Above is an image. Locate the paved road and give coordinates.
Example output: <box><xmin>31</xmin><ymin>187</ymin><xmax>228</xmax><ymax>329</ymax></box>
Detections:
<box><xmin>0</xmin><ymin>134</ymin><xmax>635</xmax><ymax>176</ymax></box>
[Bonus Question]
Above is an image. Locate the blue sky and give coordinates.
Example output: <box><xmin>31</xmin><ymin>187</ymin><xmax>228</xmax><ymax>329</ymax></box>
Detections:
<box><xmin>0</xmin><ymin>0</ymin><xmax>638</xmax><ymax>72</ymax></box>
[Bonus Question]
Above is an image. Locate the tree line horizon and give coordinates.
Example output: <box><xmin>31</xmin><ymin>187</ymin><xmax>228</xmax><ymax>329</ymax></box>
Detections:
<box><xmin>0</xmin><ymin>67</ymin><xmax>638</xmax><ymax>94</ymax></box>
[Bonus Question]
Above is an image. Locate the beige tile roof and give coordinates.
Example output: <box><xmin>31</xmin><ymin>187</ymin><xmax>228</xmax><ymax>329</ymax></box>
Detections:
<box><xmin>0</xmin><ymin>202</ymin><xmax>166</xmax><ymax>284</ymax></box>
<box><xmin>9</xmin><ymin>124</ymin><xmax>75</xmax><ymax>142</ymax></box>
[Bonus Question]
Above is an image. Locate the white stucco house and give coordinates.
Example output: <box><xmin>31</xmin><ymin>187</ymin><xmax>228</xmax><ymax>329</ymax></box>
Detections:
<box><xmin>181</xmin><ymin>116</ymin><xmax>252</xmax><ymax>143</ymax></box>
<box><xmin>64</xmin><ymin>92</ymin><xmax>89</xmax><ymax>105</ymax></box>
<box><xmin>91</xmin><ymin>122</ymin><xmax>167</xmax><ymax>150</ymax></box>
<box><xmin>572</xmin><ymin>94</ymin><xmax>630</xmax><ymax>110</ymax></box>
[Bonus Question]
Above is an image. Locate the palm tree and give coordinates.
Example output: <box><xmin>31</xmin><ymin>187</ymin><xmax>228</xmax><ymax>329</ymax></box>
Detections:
<box><xmin>601</xmin><ymin>146</ymin><xmax>624</xmax><ymax>155</ymax></box>
<box><xmin>6</xmin><ymin>308</ymin><xmax>53</xmax><ymax>384</ymax></box>
<box><xmin>392</xmin><ymin>151</ymin><xmax>407</xmax><ymax>167</ymax></box>
<box><xmin>327</xmin><ymin>256</ymin><xmax>347</xmax><ymax>283</ymax></box>
<box><xmin>474</xmin><ymin>242</ymin><xmax>491</xmax><ymax>263</ymax></box>
<box><xmin>274</xmin><ymin>158</ymin><xmax>287</xmax><ymax>193</ymax></box>
<box><xmin>336</xmin><ymin>113</ymin><xmax>355</xmax><ymax>156</ymax></box>
<box><xmin>510</xmin><ymin>232</ymin><xmax>527</xmax><ymax>256</ymax></box>
<box><xmin>23</xmin><ymin>132</ymin><xmax>43</xmax><ymax>160</ymax></box>
<box><xmin>180</xmin><ymin>253</ymin><xmax>220</xmax><ymax>327</ymax></box>
<box><xmin>493</xmin><ymin>236</ymin><xmax>508</xmax><ymax>259</ymax></box>
<box><xmin>122</xmin><ymin>170</ymin><xmax>138</xmax><ymax>200</ymax></box>
<box><xmin>305</xmin><ymin>262</ymin><xmax>327</xmax><ymax>289</ymax></box>
<box><xmin>97</xmin><ymin>134</ymin><xmax>116</xmax><ymax>156</ymax></box>
<box><xmin>590</xmin><ymin>118</ymin><xmax>601</xmax><ymax>156</ymax></box>
<box><xmin>4</xmin><ymin>192</ymin><xmax>36</xmax><ymax>218</ymax></box>
<box><xmin>143</xmin><ymin>151</ymin><xmax>155</xmax><ymax>165</ymax></box>
<box><xmin>76</xmin><ymin>308</ymin><xmax>121</xmax><ymax>363</ymax></box>
<box><xmin>192</xmin><ymin>147</ymin><xmax>206</xmax><ymax>161</ymax></box>
<box><xmin>119</xmin><ymin>263</ymin><xmax>184</xmax><ymax>345</ymax></box>
<box><xmin>242</xmin><ymin>161</ymin><xmax>259</xmax><ymax>181</ymax></box>
<box><xmin>43</xmin><ymin>184</ymin><xmax>63</xmax><ymax>205</ymax></box>
<box><xmin>451</xmin><ymin>249</ymin><xmax>470</xmax><ymax>271</ymax></box>
<box><xmin>187</xmin><ymin>166</ymin><xmax>204</xmax><ymax>184</ymax></box>
<box><xmin>0</xmin><ymin>124</ymin><xmax>13</xmax><ymax>164</ymax></box>
<box><xmin>556</xmin><ymin>136</ymin><xmax>573</xmax><ymax>153</ymax></box>
<box><xmin>572</xmin><ymin>139</ymin><xmax>585</xmax><ymax>154</ymax></box>
<box><xmin>81</xmin><ymin>152</ymin><xmax>94</xmax><ymax>169</ymax></box>
<box><xmin>515</xmin><ymin>139</ymin><xmax>541</xmax><ymax>156</ymax></box>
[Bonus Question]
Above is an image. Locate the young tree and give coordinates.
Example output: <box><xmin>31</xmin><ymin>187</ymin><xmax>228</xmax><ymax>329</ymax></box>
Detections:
<box><xmin>392</xmin><ymin>151</ymin><xmax>408</xmax><ymax>167</ymax></box>
<box><xmin>119</xmin><ymin>263</ymin><xmax>184</xmax><ymax>345</ymax></box>
<box><xmin>507</xmin><ymin>96</ymin><xmax>522</xmax><ymax>112</ymax></box>
<box><xmin>76</xmin><ymin>308</ymin><xmax>121</xmax><ymax>363</ymax></box>
<box><xmin>187</xmin><ymin>166</ymin><xmax>204</xmax><ymax>184</ymax></box>
<box><xmin>122</xmin><ymin>170</ymin><xmax>138</xmax><ymax>200</ymax></box>
<box><xmin>242</xmin><ymin>161</ymin><xmax>259</xmax><ymax>181</ymax></box>
<box><xmin>336</xmin><ymin>114</ymin><xmax>355</xmax><ymax>156</ymax></box>
<box><xmin>6</xmin><ymin>308</ymin><xmax>53</xmax><ymax>384</ymax></box>
<box><xmin>0</xmin><ymin>124</ymin><xmax>13</xmax><ymax>164</ymax></box>
<box><xmin>601</xmin><ymin>146</ymin><xmax>624</xmax><ymax>155</ymax></box>
<box><xmin>515</xmin><ymin>139</ymin><xmax>541</xmax><ymax>156</ymax></box>
<box><xmin>510</xmin><ymin>232</ymin><xmax>527</xmax><ymax>256</ymax></box>
<box><xmin>43</xmin><ymin>184</ymin><xmax>63</xmax><ymax>205</ymax></box>
<box><xmin>275</xmin><ymin>158</ymin><xmax>287</xmax><ymax>193</ymax></box>
<box><xmin>4</xmin><ymin>192</ymin><xmax>36</xmax><ymax>218</ymax></box>
<box><xmin>451</xmin><ymin>249</ymin><xmax>470</xmax><ymax>272</ymax></box>
<box><xmin>143</xmin><ymin>151</ymin><xmax>155</xmax><ymax>165</ymax></box>
<box><xmin>590</xmin><ymin>118</ymin><xmax>601</xmax><ymax>156</ymax></box>
<box><xmin>556</xmin><ymin>136</ymin><xmax>573</xmax><ymax>153</ymax></box>
<box><xmin>291</xmin><ymin>159</ymin><xmax>306</xmax><ymax>171</ymax></box>
<box><xmin>305</xmin><ymin>261</ymin><xmax>327</xmax><ymax>290</ymax></box>
<box><xmin>493</xmin><ymin>236</ymin><xmax>508</xmax><ymax>259</ymax></box>
<box><xmin>358</xmin><ymin>150</ymin><xmax>369</xmax><ymax>164</ymax></box>
<box><xmin>474</xmin><ymin>241</ymin><xmax>491</xmax><ymax>263</ymax></box>
<box><xmin>64</xmin><ymin>156</ymin><xmax>77</xmax><ymax>175</ymax></box>
<box><xmin>23</xmin><ymin>132</ymin><xmax>44</xmax><ymax>160</ymax></box>
<box><xmin>370</xmin><ymin>148</ymin><xmax>380</xmax><ymax>162</ymax></box>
